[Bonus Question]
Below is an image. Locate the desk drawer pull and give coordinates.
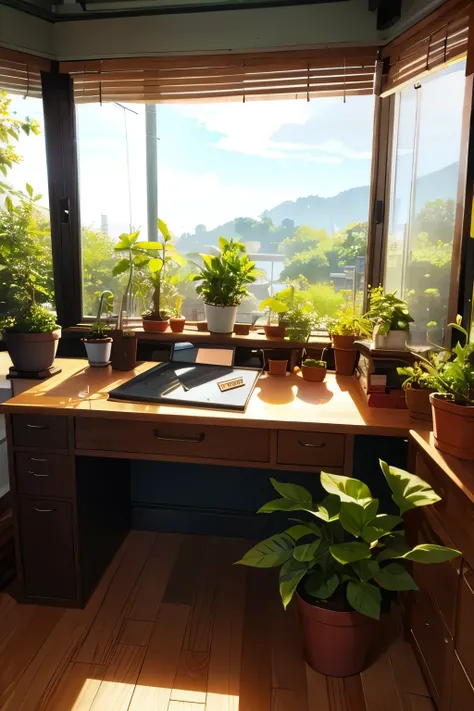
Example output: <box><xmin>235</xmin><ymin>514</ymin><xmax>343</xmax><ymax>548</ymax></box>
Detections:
<box><xmin>298</xmin><ymin>440</ymin><xmax>326</xmax><ymax>448</ymax></box>
<box><xmin>33</xmin><ymin>507</ymin><xmax>56</xmax><ymax>513</ymax></box>
<box><xmin>153</xmin><ymin>430</ymin><xmax>205</xmax><ymax>444</ymax></box>
<box><xmin>26</xmin><ymin>423</ymin><xmax>49</xmax><ymax>430</ymax></box>
<box><xmin>28</xmin><ymin>470</ymin><xmax>49</xmax><ymax>478</ymax></box>
<box><xmin>30</xmin><ymin>457</ymin><xmax>48</xmax><ymax>463</ymax></box>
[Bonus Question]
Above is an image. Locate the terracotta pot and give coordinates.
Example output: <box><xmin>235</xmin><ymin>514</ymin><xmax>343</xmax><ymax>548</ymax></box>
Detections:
<box><xmin>268</xmin><ymin>359</ymin><xmax>288</xmax><ymax>376</ymax></box>
<box><xmin>405</xmin><ymin>386</ymin><xmax>434</xmax><ymax>422</ymax></box>
<box><xmin>332</xmin><ymin>334</ymin><xmax>356</xmax><ymax>349</ymax></box>
<box><xmin>431</xmin><ymin>393</ymin><xmax>474</xmax><ymax>460</ymax></box>
<box><xmin>297</xmin><ymin>594</ymin><xmax>378</xmax><ymax>677</ymax></box>
<box><xmin>142</xmin><ymin>317</ymin><xmax>169</xmax><ymax>333</ymax></box>
<box><xmin>83</xmin><ymin>338</ymin><xmax>113</xmax><ymax>367</ymax></box>
<box><xmin>5</xmin><ymin>329</ymin><xmax>61</xmax><ymax>373</ymax></box>
<box><xmin>301</xmin><ymin>364</ymin><xmax>327</xmax><ymax>382</ymax></box>
<box><xmin>264</xmin><ymin>324</ymin><xmax>286</xmax><ymax>338</ymax></box>
<box><xmin>234</xmin><ymin>323</ymin><xmax>250</xmax><ymax>336</ymax></box>
<box><xmin>169</xmin><ymin>318</ymin><xmax>186</xmax><ymax>333</ymax></box>
<box><xmin>334</xmin><ymin>348</ymin><xmax>357</xmax><ymax>376</ymax></box>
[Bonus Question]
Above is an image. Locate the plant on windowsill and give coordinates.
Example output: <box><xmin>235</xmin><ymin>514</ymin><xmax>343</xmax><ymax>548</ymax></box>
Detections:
<box><xmin>397</xmin><ymin>361</ymin><xmax>437</xmax><ymax>422</ymax></box>
<box><xmin>259</xmin><ymin>295</ymin><xmax>288</xmax><ymax>338</ymax></box>
<box><xmin>113</xmin><ymin>219</ymin><xmax>185</xmax><ymax>334</ymax></box>
<box><xmin>301</xmin><ymin>356</ymin><xmax>327</xmax><ymax>383</ymax></box>
<box><xmin>2</xmin><ymin>304</ymin><xmax>60</xmax><ymax>374</ymax></box>
<box><xmin>192</xmin><ymin>237</ymin><xmax>259</xmax><ymax>334</ymax></box>
<box><xmin>235</xmin><ymin>462</ymin><xmax>459</xmax><ymax>677</ymax></box>
<box><xmin>416</xmin><ymin>316</ymin><xmax>474</xmax><ymax>459</ymax></box>
<box><xmin>361</xmin><ymin>286</ymin><xmax>413</xmax><ymax>350</ymax></box>
<box><xmin>82</xmin><ymin>291</ymin><xmax>114</xmax><ymax>367</ymax></box>
<box><xmin>169</xmin><ymin>295</ymin><xmax>186</xmax><ymax>333</ymax></box>
<box><xmin>330</xmin><ymin>306</ymin><xmax>362</xmax><ymax>376</ymax></box>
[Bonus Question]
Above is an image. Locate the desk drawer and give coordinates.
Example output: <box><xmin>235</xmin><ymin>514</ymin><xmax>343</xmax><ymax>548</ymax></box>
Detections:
<box><xmin>12</xmin><ymin>415</ymin><xmax>69</xmax><ymax>451</ymax></box>
<box><xmin>75</xmin><ymin>418</ymin><xmax>270</xmax><ymax>463</ymax></box>
<box><xmin>277</xmin><ymin>431</ymin><xmax>345</xmax><ymax>468</ymax></box>
<box><xmin>451</xmin><ymin>653</ymin><xmax>474</xmax><ymax>711</ymax></box>
<box><xmin>411</xmin><ymin>589</ymin><xmax>451</xmax><ymax>703</ymax></box>
<box><xmin>15</xmin><ymin>453</ymin><xmax>74</xmax><ymax>499</ymax></box>
<box><xmin>456</xmin><ymin>565</ymin><xmax>474</xmax><ymax>687</ymax></box>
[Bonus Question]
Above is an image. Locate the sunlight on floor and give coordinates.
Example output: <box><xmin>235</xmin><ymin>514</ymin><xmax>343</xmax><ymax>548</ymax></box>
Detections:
<box><xmin>72</xmin><ymin>680</ymin><xmax>239</xmax><ymax>710</ymax></box>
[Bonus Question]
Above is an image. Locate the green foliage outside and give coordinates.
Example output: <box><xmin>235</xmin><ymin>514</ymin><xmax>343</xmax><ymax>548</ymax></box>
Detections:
<box><xmin>236</xmin><ymin>462</ymin><xmax>459</xmax><ymax>620</ymax></box>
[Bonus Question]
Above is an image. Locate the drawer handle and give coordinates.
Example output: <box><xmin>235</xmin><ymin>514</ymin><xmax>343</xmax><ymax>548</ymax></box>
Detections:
<box><xmin>26</xmin><ymin>424</ymin><xmax>49</xmax><ymax>430</ymax></box>
<box><xmin>33</xmin><ymin>507</ymin><xmax>55</xmax><ymax>513</ymax></box>
<box><xmin>28</xmin><ymin>470</ymin><xmax>49</xmax><ymax>478</ymax></box>
<box><xmin>298</xmin><ymin>440</ymin><xmax>326</xmax><ymax>449</ymax></box>
<box><xmin>153</xmin><ymin>430</ymin><xmax>205</xmax><ymax>444</ymax></box>
<box><xmin>30</xmin><ymin>457</ymin><xmax>48</xmax><ymax>463</ymax></box>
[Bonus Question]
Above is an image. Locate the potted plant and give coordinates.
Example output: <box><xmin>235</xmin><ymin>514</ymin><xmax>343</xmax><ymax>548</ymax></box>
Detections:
<box><xmin>260</xmin><ymin>296</ymin><xmax>288</xmax><ymax>338</ymax></box>
<box><xmin>330</xmin><ymin>307</ymin><xmax>361</xmax><ymax>376</ymax></box>
<box><xmin>192</xmin><ymin>238</ymin><xmax>259</xmax><ymax>334</ymax></box>
<box><xmin>169</xmin><ymin>295</ymin><xmax>186</xmax><ymax>333</ymax></box>
<box><xmin>3</xmin><ymin>304</ymin><xmax>60</xmax><ymax>373</ymax></box>
<box><xmin>82</xmin><ymin>291</ymin><xmax>113</xmax><ymax>367</ymax></box>
<box><xmin>419</xmin><ymin>316</ymin><xmax>474</xmax><ymax>459</ymax></box>
<box><xmin>362</xmin><ymin>286</ymin><xmax>413</xmax><ymax>350</ymax></box>
<box><xmin>397</xmin><ymin>361</ymin><xmax>437</xmax><ymax>421</ymax></box>
<box><xmin>113</xmin><ymin>220</ymin><xmax>185</xmax><ymax>333</ymax></box>
<box><xmin>301</xmin><ymin>357</ymin><xmax>327</xmax><ymax>382</ymax></box>
<box><xmin>236</xmin><ymin>462</ymin><xmax>459</xmax><ymax>677</ymax></box>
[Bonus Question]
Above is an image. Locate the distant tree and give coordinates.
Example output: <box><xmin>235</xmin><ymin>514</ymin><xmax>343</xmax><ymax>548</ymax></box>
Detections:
<box><xmin>336</xmin><ymin>222</ymin><xmax>368</xmax><ymax>265</ymax></box>
<box><xmin>415</xmin><ymin>198</ymin><xmax>455</xmax><ymax>244</ymax></box>
<box><xmin>280</xmin><ymin>248</ymin><xmax>330</xmax><ymax>283</ymax></box>
<box><xmin>195</xmin><ymin>224</ymin><xmax>207</xmax><ymax>235</ymax></box>
<box><xmin>281</xmin><ymin>218</ymin><xmax>295</xmax><ymax>230</ymax></box>
<box><xmin>279</xmin><ymin>225</ymin><xmax>328</xmax><ymax>259</ymax></box>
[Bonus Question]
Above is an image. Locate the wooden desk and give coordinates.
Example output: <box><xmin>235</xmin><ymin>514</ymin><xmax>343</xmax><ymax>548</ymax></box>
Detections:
<box><xmin>1</xmin><ymin>358</ymin><xmax>427</xmax><ymax>608</ymax></box>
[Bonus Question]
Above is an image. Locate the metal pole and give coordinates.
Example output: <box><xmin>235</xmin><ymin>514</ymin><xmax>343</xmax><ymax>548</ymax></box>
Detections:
<box><xmin>145</xmin><ymin>104</ymin><xmax>158</xmax><ymax>241</ymax></box>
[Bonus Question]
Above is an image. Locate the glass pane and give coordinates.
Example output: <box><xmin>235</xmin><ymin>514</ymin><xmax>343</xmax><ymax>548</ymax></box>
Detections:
<box><xmin>77</xmin><ymin>96</ymin><xmax>375</xmax><ymax>322</ymax></box>
<box><xmin>385</xmin><ymin>61</ymin><xmax>466</xmax><ymax>345</ymax></box>
<box><xmin>0</xmin><ymin>91</ymin><xmax>53</xmax><ymax>324</ymax></box>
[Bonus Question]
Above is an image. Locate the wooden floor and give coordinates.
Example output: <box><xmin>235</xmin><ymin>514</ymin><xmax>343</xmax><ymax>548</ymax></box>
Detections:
<box><xmin>0</xmin><ymin>531</ymin><xmax>434</xmax><ymax>711</ymax></box>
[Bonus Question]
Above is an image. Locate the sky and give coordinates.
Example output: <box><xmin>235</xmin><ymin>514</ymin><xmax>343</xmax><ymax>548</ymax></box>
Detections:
<box><xmin>4</xmin><ymin>59</ymin><xmax>466</xmax><ymax>241</ymax></box>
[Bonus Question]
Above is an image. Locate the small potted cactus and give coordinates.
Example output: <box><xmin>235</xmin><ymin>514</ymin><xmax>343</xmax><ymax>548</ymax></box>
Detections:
<box><xmin>169</xmin><ymin>295</ymin><xmax>186</xmax><ymax>333</ymax></box>
<box><xmin>301</xmin><ymin>357</ymin><xmax>327</xmax><ymax>383</ymax></box>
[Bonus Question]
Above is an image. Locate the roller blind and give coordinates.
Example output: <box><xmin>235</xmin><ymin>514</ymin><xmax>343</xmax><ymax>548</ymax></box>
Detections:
<box><xmin>380</xmin><ymin>0</ymin><xmax>470</xmax><ymax>96</ymax></box>
<box><xmin>59</xmin><ymin>47</ymin><xmax>378</xmax><ymax>104</ymax></box>
<box><xmin>0</xmin><ymin>47</ymin><xmax>51</xmax><ymax>98</ymax></box>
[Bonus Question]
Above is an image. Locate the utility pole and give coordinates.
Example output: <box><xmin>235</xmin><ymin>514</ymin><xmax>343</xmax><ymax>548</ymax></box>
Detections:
<box><xmin>145</xmin><ymin>104</ymin><xmax>158</xmax><ymax>241</ymax></box>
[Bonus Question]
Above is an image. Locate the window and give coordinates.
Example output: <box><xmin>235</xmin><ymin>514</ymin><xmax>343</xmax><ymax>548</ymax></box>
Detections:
<box><xmin>384</xmin><ymin>61</ymin><xmax>466</xmax><ymax>345</ymax></box>
<box><xmin>76</xmin><ymin>95</ymin><xmax>375</xmax><ymax>321</ymax></box>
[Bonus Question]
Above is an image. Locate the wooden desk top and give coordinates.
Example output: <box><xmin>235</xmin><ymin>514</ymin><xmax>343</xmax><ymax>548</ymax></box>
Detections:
<box><xmin>0</xmin><ymin>355</ymin><xmax>430</xmax><ymax>437</ymax></box>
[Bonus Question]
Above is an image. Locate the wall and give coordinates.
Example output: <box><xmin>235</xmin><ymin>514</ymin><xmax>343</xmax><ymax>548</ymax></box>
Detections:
<box><xmin>0</xmin><ymin>5</ymin><xmax>53</xmax><ymax>58</ymax></box>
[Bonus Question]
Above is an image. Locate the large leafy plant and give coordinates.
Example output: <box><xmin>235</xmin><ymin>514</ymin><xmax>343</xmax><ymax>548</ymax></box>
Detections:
<box><xmin>362</xmin><ymin>286</ymin><xmax>413</xmax><ymax>336</ymax></box>
<box><xmin>193</xmin><ymin>237</ymin><xmax>259</xmax><ymax>307</ymax></box>
<box><xmin>113</xmin><ymin>219</ymin><xmax>185</xmax><ymax>319</ymax></box>
<box><xmin>397</xmin><ymin>361</ymin><xmax>437</xmax><ymax>391</ymax></box>
<box><xmin>330</xmin><ymin>305</ymin><xmax>362</xmax><ymax>337</ymax></box>
<box><xmin>236</xmin><ymin>461</ymin><xmax>459</xmax><ymax>620</ymax></box>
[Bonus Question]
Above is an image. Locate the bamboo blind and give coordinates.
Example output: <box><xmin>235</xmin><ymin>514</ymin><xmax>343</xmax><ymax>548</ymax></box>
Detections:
<box><xmin>59</xmin><ymin>47</ymin><xmax>378</xmax><ymax>104</ymax></box>
<box><xmin>380</xmin><ymin>0</ymin><xmax>470</xmax><ymax>95</ymax></box>
<box><xmin>0</xmin><ymin>47</ymin><xmax>51</xmax><ymax>98</ymax></box>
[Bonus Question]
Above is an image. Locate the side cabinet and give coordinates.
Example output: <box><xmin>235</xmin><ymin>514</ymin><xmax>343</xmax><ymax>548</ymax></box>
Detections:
<box><xmin>409</xmin><ymin>436</ymin><xmax>474</xmax><ymax>711</ymax></box>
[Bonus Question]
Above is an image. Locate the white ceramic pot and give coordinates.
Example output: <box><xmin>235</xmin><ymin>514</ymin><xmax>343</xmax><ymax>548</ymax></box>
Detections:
<box><xmin>375</xmin><ymin>330</ymin><xmax>407</xmax><ymax>350</ymax></box>
<box><xmin>205</xmin><ymin>304</ymin><xmax>238</xmax><ymax>334</ymax></box>
<box><xmin>84</xmin><ymin>339</ymin><xmax>112</xmax><ymax>366</ymax></box>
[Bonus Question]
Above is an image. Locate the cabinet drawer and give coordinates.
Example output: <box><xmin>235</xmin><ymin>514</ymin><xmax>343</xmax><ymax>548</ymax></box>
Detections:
<box><xmin>411</xmin><ymin>589</ymin><xmax>451</xmax><ymax>703</ymax></box>
<box><xmin>456</xmin><ymin>565</ymin><xmax>474</xmax><ymax>686</ymax></box>
<box><xmin>451</xmin><ymin>653</ymin><xmax>474</xmax><ymax>711</ymax></box>
<box><xmin>277</xmin><ymin>431</ymin><xmax>345</xmax><ymax>468</ymax></box>
<box><xmin>19</xmin><ymin>498</ymin><xmax>76</xmax><ymax>600</ymax></box>
<box><xmin>76</xmin><ymin>418</ymin><xmax>270</xmax><ymax>463</ymax></box>
<box><xmin>12</xmin><ymin>415</ymin><xmax>69</xmax><ymax>451</ymax></box>
<box><xmin>15</xmin><ymin>453</ymin><xmax>74</xmax><ymax>499</ymax></box>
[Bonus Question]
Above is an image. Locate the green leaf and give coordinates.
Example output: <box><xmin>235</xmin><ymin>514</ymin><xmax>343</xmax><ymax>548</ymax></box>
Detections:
<box><xmin>305</xmin><ymin>571</ymin><xmax>339</xmax><ymax>600</ymax></box>
<box><xmin>258</xmin><ymin>498</ymin><xmax>306</xmax><ymax>514</ymax></box>
<box><xmin>353</xmin><ymin>559</ymin><xmax>380</xmax><ymax>582</ymax></box>
<box><xmin>361</xmin><ymin>514</ymin><xmax>403</xmax><ymax>544</ymax></box>
<box><xmin>158</xmin><ymin>218</ymin><xmax>171</xmax><ymax>241</ymax></box>
<box><xmin>329</xmin><ymin>541</ymin><xmax>371</xmax><ymax>564</ymax></box>
<box><xmin>235</xmin><ymin>533</ymin><xmax>294</xmax><ymax>568</ymax></box>
<box><xmin>285</xmin><ymin>524</ymin><xmax>318</xmax><ymax>542</ymax></box>
<box><xmin>379</xmin><ymin>460</ymin><xmax>441</xmax><ymax>514</ymax></box>
<box><xmin>279</xmin><ymin>558</ymin><xmax>308</xmax><ymax>609</ymax></box>
<box><xmin>293</xmin><ymin>539</ymin><xmax>321</xmax><ymax>562</ymax></box>
<box><xmin>394</xmin><ymin>543</ymin><xmax>461</xmax><ymax>564</ymax></box>
<box><xmin>346</xmin><ymin>580</ymin><xmax>381</xmax><ymax>619</ymax></box>
<box><xmin>289</xmin><ymin>519</ymin><xmax>323</xmax><ymax>537</ymax></box>
<box><xmin>25</xmin><ymin>183</ymin><xmax>34</xmax><ymax>198</ymax></box>
<box><xmin>112</xmin><ymin>258</ymin><xmax>131</xmax><ymax>276</ymax></box>
<box><xmin>339</xmin><ymin>500</ymin><xmax>378</xmax><ymax>538</ymax></box>
<box><xmin>134</xmin><ymin>241</ymin><xmax>164</xmax><ymax>251</ymax></box>
<box><xmin>312</xmin><ymin>494</ymin><xmax>341</xmax><ymax>522</ymax></box>
<box><xmin>148</xmin><ymin>257</ymin><xmax>164</xmax><ymax>274</ymax></box>
<box><xmin>376</xmin><ymin>533</ymin><xmax>411</xmax><ymax>563</ymax></box>
<box><xmin>4</xmin><ymin>196</ymin><xmax>13</xmax><ymax>213</ymax></box>
<box><xmin>376</xmin><ymin>563</ymin><xmax>418</xmax><ymax>591</ymax></box>
<box><xmin>320</xmin><ymin>471</ymin><xmax>372</xmax><ymax>504</ymax></box>
<box><xmin>270</xmin><ymin>478</ymin><xmax>312</xmax><ymax>508</ymax></box>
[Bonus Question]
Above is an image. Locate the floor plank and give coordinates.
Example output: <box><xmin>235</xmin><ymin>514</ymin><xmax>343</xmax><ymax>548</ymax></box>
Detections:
<box><xmin>272</xmin><ymin>600</ymin><xmax>307</xmax><ymax>711</ymax></box>
<box><xmin>306</xmin><ymin>666</ymin><xmax>330</xmax><ymax>711</ymax></box>
<box><xmin>360</xmin><ymin>647</ymin><xmax>405</xmax><ymax>711</ymax></box>
<box><xmin>89</xmin><ymin>644</ymin><xmax>145</xmax><ymax>711</ymax></box>
<box><xmin>162</xmin><ymin>535</ymin><xmax>208</xmax><ymax>606</ymax></box>
<box><xmin>118</xmin><ymin>619</ymin><xmax>153</xmax><ymax>646</ymax></box>
<box><xmin>406</xmin><ymin>695</ymin><xmax>436</xmax><ymax>711</ymax></box>
<box><xmin>40</xmin><ymin>662</ymin><xmax>106</xmax><ymax>711</ymax></box>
